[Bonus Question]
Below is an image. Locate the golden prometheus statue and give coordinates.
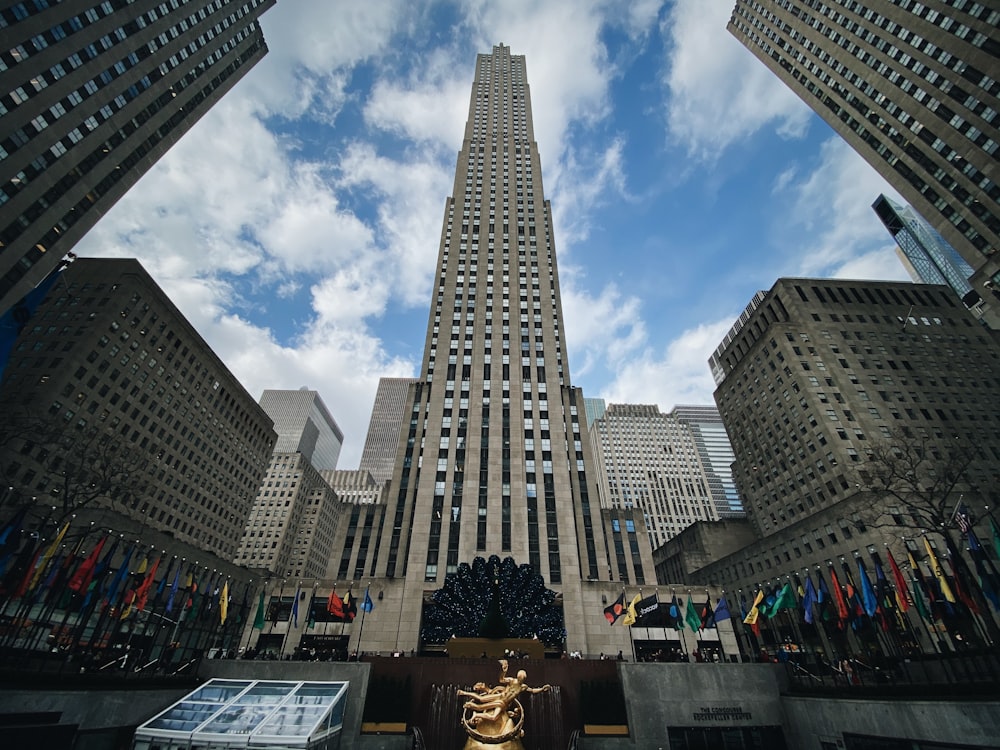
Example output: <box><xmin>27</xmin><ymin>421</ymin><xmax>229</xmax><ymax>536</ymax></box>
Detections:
<box><xmin>457</xmin><ymin>659</ymin><xmax>551</xmax><ymax>749</ymax></box>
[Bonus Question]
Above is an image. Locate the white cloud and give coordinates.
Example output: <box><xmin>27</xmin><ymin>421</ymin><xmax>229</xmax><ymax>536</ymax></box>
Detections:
<box><xmin>600</xmin><ymin>318</ymin><xmax>736</xmax><ymax>411</ymax></box>
<box><xmin>662</xmin><ymin>0</ymin><xmax>812</xmax><ymax>159</ymax></box>
<box><xmin>249</xmin><ymin>0</ymin><xmax>416</xmax><ymax>119</ymax></box>
<box><xmin>561</xmin><ymin>279</ymin><xmax>648</xmax><ymax>380</ymax></box>
<box><xmin>778</xmin><ymin>137</ymin><xmax>909</xmax><ymax>281</ymax></box>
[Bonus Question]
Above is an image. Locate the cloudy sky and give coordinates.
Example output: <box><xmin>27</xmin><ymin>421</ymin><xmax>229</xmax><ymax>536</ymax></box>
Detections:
<box><xmin>75</xmin><ymin>0</ymin><xmax>908</xmax><ymax>467</ymax></box>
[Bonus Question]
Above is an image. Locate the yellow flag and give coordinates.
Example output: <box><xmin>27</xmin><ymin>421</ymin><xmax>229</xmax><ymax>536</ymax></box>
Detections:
<box><xmin>923</xmin><ymin>536</ymin><xmax>956</xmax><ymax>603</ymax></box>
<box><xmin>743</xmin><ymin>590</ymin><xmax>764</xmax><ymax>625</ymax></box>
<box><xmin>27</xmin><ymin>521</ymin><xmax>70</xmax><ymax>592</ymax></box>
<box><xmin>621</xmin><ymin>594</ymin><xmax>642</xmax><ymax>626</ymax></box>
<box><xmin>219</xmin><ymin>580</ymin><xmax>229</xmax><ymax>624</ymax></box>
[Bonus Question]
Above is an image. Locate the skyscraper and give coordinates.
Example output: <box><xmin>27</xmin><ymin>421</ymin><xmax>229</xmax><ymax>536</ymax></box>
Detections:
<box><xmin>358</xmin><ymin>377</ymin><xmax>416</xmax><ymax>484</ymax></box>
<box><xmin>590</xmin><ymin>404</ymin><xmax>720</xmax><ymax>549</ymax></box>
<box><xmin>728</xmin><ymin>1</ymin><xmax>1000</xmax><ymax>301</ymax></box>
<box><xmin>671</xmin><ymin>404</ymin><xmax>743</xmax><ymax>517</ymax></box>
<box><xmin>0</xmin><ymin>0</ymin><xmax>276</xmax><ymax>316</ymax></box>
<box><xmin>871</xmin><ymin>193</ymin><xmax>999</xmax><ymax>326</ymax></box>
<box><xmin>259</xmin><ymin>388</ymin><xmax>344</xmax><ymax>472</ymax></box>
<box><xmin>375</xmin><ymin>44</ymin><xmax>618</xmax><ymax>654</ymax></box>
<box><xmin>234</xmin><ymin>389</ymin><xmax>344</xmax><ymax>578</ymax></box>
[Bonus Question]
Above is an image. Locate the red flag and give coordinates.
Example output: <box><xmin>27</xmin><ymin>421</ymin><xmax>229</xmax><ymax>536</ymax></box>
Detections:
<box><xmin>885</xmin><ymin>549</ymin><xmax>910</xmax><ymax>612</ymax></box>
<box><xmin>829</xmin><ymin>566</ymin><xmax>849</xmax><ymax>625</ymax></box>
<box><xmin>68</xmin><ymin>536</ymin><xmax>107</xmax><ymax>592</ymax></box>
<box><xmin>135</xmin><ymin>556</ymin><xmax>160</xmax><ymax>612</ymax></box>
<box><xmin>327</xmin><ymin>589</ymin><xmax>344</xmax><ymax>619</ymax></box>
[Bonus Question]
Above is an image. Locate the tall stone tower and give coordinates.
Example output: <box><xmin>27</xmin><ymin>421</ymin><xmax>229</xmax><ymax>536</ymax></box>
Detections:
<box><xmin>379</xmin><ymin>44</ymin><xmax>614</xmax><ymax>654</ymax></box>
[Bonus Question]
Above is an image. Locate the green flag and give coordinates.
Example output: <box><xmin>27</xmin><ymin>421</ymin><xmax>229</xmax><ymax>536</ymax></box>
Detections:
<box><xmin>990</xmin><ymin>515</ymin><xmax>1000</xmax><ymax>562</ymax></box>
<box><xmin>685</xmin><ymin>596</ymin><xmax>702</xmax><ymax>631</ymax></box>
<box><xmin>910</xmin><ymin>578</ymin><xmax>931</xmax><ymax>621</ymax></box>
<box><xmin>771</xmin><ymin>583</ymin><xmax>797</xmax><ymax>613</ymax></box>
<box><xmin>253</xmin><ymin>591</ymin><xmax>265</xmax><ymax>629</ymax></box>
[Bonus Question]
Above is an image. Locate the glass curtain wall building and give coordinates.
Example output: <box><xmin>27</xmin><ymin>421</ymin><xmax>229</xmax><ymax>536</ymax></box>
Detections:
<box><xmin>0</xmin><ymin>0</ymin><xmax>276</xmax><ymax>316</ymax></box>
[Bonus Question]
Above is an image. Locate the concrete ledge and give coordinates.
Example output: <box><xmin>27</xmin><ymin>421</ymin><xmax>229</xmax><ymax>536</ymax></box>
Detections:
<box><xmin>361</xmin><ymin>722</ymin><xmax>408</xmax><ymax>734</ymax></box>
<box><xmin>584</xmin><ymin>724</ymin><xmax>629</xmax><ymax>735</ymax></box>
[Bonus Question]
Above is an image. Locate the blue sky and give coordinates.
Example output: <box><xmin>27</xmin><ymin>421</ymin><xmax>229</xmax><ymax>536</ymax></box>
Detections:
<box><xmin>74</xmin><ymin>0</ymin><xmax>909</xmax><ymax>466</ymax></box>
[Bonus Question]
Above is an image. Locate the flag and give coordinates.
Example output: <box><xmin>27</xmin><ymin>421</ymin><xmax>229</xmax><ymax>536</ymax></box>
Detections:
<box><xmin>815</xmin><ymin>571</ymin><xmax>831</xmax><ymax>622</ymax></box>
<box><xmin>253</xmin><ymin>590</ymin><xmax>266</xmax><ymax>629</ymax></box>
<box><xmin>634</xmin><ymin>593</ymin><xmax>661</xmax><ymax>627</ymax></box>
<box><xmin>770</xmin><ymin>582</ymin><xmax>796</xmax><ymax>614</ymax></box>
<box><xmin>858</xmin><ymin>560</ymin><xmax>878</xmax><ymax>617</ymax></box>
<box><xmin>603</xmin><ymin>590</ymin><xmax>625</xmax><ymax>625</ymax></box>
<box><xmin>953</xmin><ymin>505</ymin><xmax>971</xmax><ymax>534</ymax></box>
<box><xmin>361</xmin><ymin>587</ymin><xmax>374</xmax><ymax>613</ymax></box>
<box><xmin>923</xmin><ymin>536</ymin><xmax>956</xmax><ymax>603</ymax></box>
<box><xmin>743</xmin><ymin>590</ymin><xmax>764</xmax><ymax>626</ymax></box>
<box><xmin>908</xmin><ymin>550</ymin><xmax>945</xmax><ymax>619</ymax></box>
<box><xmin>685</xmin><ymin>596</ymin><xmax>702</xmax><ymax>631</ymax></box>
<box><xmin>219</xmin><ymin>580</ymin><xmax>229</xmax><ymax>624</ymax></box>
<box><xmin>667</xmin><ymin>594</ymin><xmax>685</xmax><ymax>630</ymax></box>
<box><xmin>103</xmin><ymin>543</ymin><xmax>135</xmax><ymax>607</ymax></box>
<box><xmin>291</xmin><ymin>584</ymin><xmax>301</xmax><ymax>628</ymax></box>
<box><xmin>81</xmin><ymin>536</ymin><xmax>120</xmax><ymax>608</ymax></box>
<box><xmin>25</xmin><ymin>521</ymin><xmax>69</xmax><ymax>594</ymax></box>
<box><xmin>948</xmin><ymin>556</ymin><xmax>979</xmax><ymax>614</ymax></box>
<box><xmin>713</xmin><ymin>596</ymin><xmax>731</xmax><ymax>623</ymax></box>
<box><xmin>700</xmin><ymin>597</ymin><xmax>716</xmax><ymax>629</ymax></box>
<box><xmin>621</xmin><ymin>593</ymin><xmax>642</xmax><ymax>626</ymax></box>
<box><xmin>328</xmin><ymin>588</ymin><xmax>346</xmax><ymax>620</ymax></box>
<box><xmin>802</xmin><ymin>575</ymin><xmax>817</xmax><ymax>625</ymax></box>
<box><xmin>989</xmin><ymin>514</ymin><xmax>1000</xmax><ymax>561</ymax></box>
<box><xmin>165</xmin><ymin>563</ymin><xmax>182</xmax><ymax>614</ymax></box>
<box><xmin>134</xmin><ymin>555</ymin><xmax>160</xmax><ymax>612</ymax></box>
<box><xmin>828</xmin><ymin>567</ymin><xmax>849</xmax><ymax>625</ymax></box>
<box><xmin>759</xmin><ymin>586</ymin><xmax>777</xmax><ymax>619</ymax></box>
<box><xmin>885</xmin><ymin>549</ymin><xmax>911</xmax><ymax>612</ymax></box>
<box><xmin>344</xmin><ymin>590</ymin><xmax>358</xmax><ymax>622</ymax></box>
<box><xmin>967</xmin><ymin>529</ymin><xmax>1000</xmax><ymax>610</ymax></box>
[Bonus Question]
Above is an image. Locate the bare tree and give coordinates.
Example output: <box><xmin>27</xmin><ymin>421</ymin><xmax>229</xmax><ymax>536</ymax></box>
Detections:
<box><xmin>853</xmin><ymin>430</ymin><xmax>978</xmax><ymax>534</ymax></box>
<box><xmin>0</xmin><ymin>395</ymin><xmax>151</xmax><ymax>527</ymax></box>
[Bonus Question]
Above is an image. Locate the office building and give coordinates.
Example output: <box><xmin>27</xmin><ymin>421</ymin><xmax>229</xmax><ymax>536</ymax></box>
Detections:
<box><xmin>0</xmin><ymin>258</ymin><xmax>276</xmax><ymax>559</ymax></box>
<box><xmin>728</xmin><ymin>1</ymin><xmax>1000</xmax><ymax>303</ymax></box>
<box><xmin>872</xmin><ymin>193</ymin><xmax>1000</xmax><ymax>327</ymax></box>
<box><xmin>358</xmin><ymin>377</ymin><xmax>415</xmax><ymax>484</ymax></box>
<box><xmin>0</xmin><ymin>0</ymin><xmax>276</xmax><ymax>316</ymax></box>
<box><xmin>582</xmin><ymin>396</ymin><xmax>606</xmax><ymax>428</ymax></box>
<box><xmin>671</xmin><ymin>404</ymin><xmax>743</xmax><ymax>517</ymax></box>
<box><xmin>698</xmin><ymin>278</ymin><xmax>1000</xmax><ymax>597</ymax></box>
<box><xmin>590</xmin><ymin>404</ymin><xmax>719</xmax><ymax>550</ymax></box>
<box><xmin>235</xmin><ymin>389</ymin><xmax>343</xmax><ymax>578</ymax></box>
<box><xmin>320</xmin><ymin>44</ymin><xmax>656</xmax><ymax>658</ymax></box>
<box><xmin>259</xmin><ymin>388</ymin><xmax>343</xmax><ymax>472</ymax></box>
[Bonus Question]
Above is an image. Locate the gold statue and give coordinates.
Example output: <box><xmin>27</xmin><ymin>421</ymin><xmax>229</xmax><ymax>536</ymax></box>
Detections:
<box><xmin>457</xmin><ymin>659</ymin><xmax>551</xmax><ymax>749</ymax></box>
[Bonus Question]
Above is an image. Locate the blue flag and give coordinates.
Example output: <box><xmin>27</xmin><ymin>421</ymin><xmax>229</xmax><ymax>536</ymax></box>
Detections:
<box><xmin>291</xmin><ymin>584</ymin><xmax>301</xmax><ymax>627</ymax></box>
<box><xmin>361</xmin><ymin>587</ymin><xmax>374</xmax><ymax>613</ymax></box>
<box><xmin>858</xmin><ymin>560</ymin><xmax>878</xmax><ymax>617</ymax></box>
<box><xmin>802</xmin><ymin>575</ymin><xmax>818</xmax><ymax>625</ymax></box>
<box><xmin>713</xmin><ymin>596</ymin><xmax>731</xmax><ymax>622</ymax></box>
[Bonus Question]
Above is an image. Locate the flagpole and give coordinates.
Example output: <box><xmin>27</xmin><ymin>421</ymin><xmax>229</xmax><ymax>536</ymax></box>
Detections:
<box><xmin>713</xmin><ymin>590</ymin><xmax>727</xmax><ymax>663</ymax></box>
<box><xmin>355</xmin><ymin>583</ymin><xmax>371</xmax><ymax>658</ymax></box>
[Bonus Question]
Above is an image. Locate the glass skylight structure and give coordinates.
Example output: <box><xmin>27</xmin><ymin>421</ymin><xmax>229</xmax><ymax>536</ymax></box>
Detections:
<box><xmin>133</xmin><ymin>679</ymin><xmax>348</xmax><ymax>750</ymax></box>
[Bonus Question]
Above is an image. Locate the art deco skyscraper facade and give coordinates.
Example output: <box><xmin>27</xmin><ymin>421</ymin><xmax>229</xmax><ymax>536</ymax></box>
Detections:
<box><xmin>728</xmin><ymin>1</ymin><xmax>1000</xmax><ymax>300</ymax></box>
<box><xmin>0</xmin><ymin>0</ymin><xmax>276</xmax><ymax>316</ymax></box>
<box><xmin>383</xmin><ymin>44</ymin><xmax>612</xmax><ymax>648</ymax></box>
<box><xmin>590</xmin><ymin>404</ymin><xmax>720</xmax><ymax>549</ymax></box>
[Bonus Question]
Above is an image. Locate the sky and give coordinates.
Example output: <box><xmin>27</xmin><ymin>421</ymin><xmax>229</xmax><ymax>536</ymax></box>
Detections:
<box><xmin>74</xmin><ymin>0</ymin><xmax>910</xmax><ymax>468</ymax></box>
